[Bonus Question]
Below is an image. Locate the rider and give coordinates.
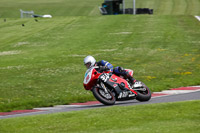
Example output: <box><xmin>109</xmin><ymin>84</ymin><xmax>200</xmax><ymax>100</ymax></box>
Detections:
<box><xmin>83</xmin><ymin>55</ymin><xmax>136</xmax><ymax>85</ymax></box>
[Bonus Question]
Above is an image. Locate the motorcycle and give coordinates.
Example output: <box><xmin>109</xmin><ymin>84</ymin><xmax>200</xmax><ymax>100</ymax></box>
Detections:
<box><xmin>83</xmin><ymin>66</ymin><xmax>151</xmax><ymax>105</ymax></box>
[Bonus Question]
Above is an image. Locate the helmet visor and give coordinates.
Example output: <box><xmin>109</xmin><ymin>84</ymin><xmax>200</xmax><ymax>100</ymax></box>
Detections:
<box><xmin>85</xmin><ymin>62</ymin><xmax>91</xmax><ymax>69</ymax></box>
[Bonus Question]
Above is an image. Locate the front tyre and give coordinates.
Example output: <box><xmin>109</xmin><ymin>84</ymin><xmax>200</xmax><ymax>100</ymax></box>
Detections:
<box><xmin>136</xmin><ymin>82</ymin><xmax>151</xmax><ymax>101</ymax></box>
<box><xmin>92</xmin><ymin>87</ymin><xmax>116</xmax><ymax>105</ymax></box>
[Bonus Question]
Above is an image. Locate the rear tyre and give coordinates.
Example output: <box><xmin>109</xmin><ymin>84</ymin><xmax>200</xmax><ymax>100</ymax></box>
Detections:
<box><xmin>92</xmin><ymin>87</ymin><xmax>116</xmax><ymax>105</ymax></box>
<box><xmin>136</xmin><ymin>82</ymin><xmax>151</xmax><ymax>101</ymax></box>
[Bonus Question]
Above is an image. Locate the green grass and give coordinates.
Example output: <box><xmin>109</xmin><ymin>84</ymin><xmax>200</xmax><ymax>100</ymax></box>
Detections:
<box><xmin>0</xmin><ymin>0</ymin><xmax>200</xmax><ymax>112</ymax></box>
<box><xmin>0</xmin><ymin>100</ymin><xmax>200</xmax><ymax>133</ymax></box>
<box><xmin>0</xmin><ymin>0</ymin><xmax>200</xmax><ymax>18</ymax></box>
<box><xmin>0</xmin><ymin>0</ymin><xmax>103</xmax><ymax>18</ymax></box>
<box><xmin>0</xmin><ymin>15</ymin><xmax>200</xmax><ymax>112</ymax></box>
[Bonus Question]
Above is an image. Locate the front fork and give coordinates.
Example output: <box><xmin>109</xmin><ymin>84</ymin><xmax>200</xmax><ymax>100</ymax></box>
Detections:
<box><xmin>100</xmin><ymin>82</ymin><xmax>108</xmax><ymax>93</ymax></box>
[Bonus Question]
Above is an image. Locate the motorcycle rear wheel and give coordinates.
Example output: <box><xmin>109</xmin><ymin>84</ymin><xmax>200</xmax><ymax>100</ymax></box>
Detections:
<box><xmin>92</xmin><ymin>87</ymin><xmax>116</xmax><ymax>105</ymax></box>
<box><xmin>136</xmin><ymin>82</ymin><xmax>151</xmax><ymax>101</ymax></box>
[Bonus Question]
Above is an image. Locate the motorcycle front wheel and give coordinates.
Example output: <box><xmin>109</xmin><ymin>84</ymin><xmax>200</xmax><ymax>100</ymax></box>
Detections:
<box><xmin>136</xmin><ymin>82</ymin><xmax>151</xmax><ymax>101</ymax></box>
<box><xmin>92</xmin><ymin>87</ymin><xmax>116</xmax><ymax>105</ymax></box>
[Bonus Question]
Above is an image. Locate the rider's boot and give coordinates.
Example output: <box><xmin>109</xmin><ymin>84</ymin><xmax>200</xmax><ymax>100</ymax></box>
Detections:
<box><xmin>128</xmin><ymin>76</ymin><xmax>136</xmax><ymax>85</ymax></box>
<box><xmin>116</xmin><ymin>66</ymin><xmax>136</xmax><ymax>87</ymax></box>
<box><xmin>122</xmin><ymin>71</ymin><xmax>136</xmax><ymax>86</ymax></box>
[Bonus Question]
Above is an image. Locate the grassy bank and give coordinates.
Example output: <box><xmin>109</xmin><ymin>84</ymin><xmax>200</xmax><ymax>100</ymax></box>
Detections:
<box><xmin>0</xmin><ymin>0</ymin><xmax>200</xmax><ymax>112</ymax></box>
<box><xmin>0</xmin><ymin>15</ymin><xmax>200</xmax><ymax>112</ymax></box>
<box><xmin>0</xmin><ymin>100</ymin><xmax>200</xmax><ymax>133</ymax></box>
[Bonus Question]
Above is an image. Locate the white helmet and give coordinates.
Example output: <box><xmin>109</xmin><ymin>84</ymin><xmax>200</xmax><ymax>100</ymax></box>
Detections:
<box><xmin>84</xmin><ymin>55</ymin><xmax>96</xmax><ymax>69</ymax></box>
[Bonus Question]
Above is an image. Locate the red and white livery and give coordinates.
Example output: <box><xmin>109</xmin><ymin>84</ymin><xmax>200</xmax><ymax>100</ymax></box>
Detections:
<box><xmin>83</xmin><ymin>66</ymin><xmax>151</xmax><ymax>105</ymax></box>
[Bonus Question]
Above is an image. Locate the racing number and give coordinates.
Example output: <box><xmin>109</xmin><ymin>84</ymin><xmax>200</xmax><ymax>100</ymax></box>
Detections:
<box><xmin>100</xmin><ymin>74</ymin><xmax>109</xmax><ymax>82</ymax></box>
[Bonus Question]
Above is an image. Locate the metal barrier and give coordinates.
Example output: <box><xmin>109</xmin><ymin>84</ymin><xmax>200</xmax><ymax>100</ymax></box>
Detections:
<box><xmin>20</xmin><ymin>9</ymin><xmax>34</xmax><ymax>18</ymax></box>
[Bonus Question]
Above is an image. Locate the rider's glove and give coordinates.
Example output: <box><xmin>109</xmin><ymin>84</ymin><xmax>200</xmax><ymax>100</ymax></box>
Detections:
<box><xmin>99</xmin><ymin>66</ymin><xmax>109</xmax><ymax>71</ymax></box>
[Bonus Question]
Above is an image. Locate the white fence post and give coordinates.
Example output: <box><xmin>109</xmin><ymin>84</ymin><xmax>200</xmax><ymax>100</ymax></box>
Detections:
<box><xmin>133</xmin><ymin>0</ymin><xmax>136</xmax><ymax>15</ymax></box>
<box><xmin>123</xmin><ymin>0</ymin><xmax>125</xmax><ymax>14</ymax></box>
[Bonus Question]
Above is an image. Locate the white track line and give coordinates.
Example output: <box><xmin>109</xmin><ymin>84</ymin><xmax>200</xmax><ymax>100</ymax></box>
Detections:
<box><xmin>153</xmin><ymin>89</ymin><xmax>200</xmax><ymax>95</ymax></box>
<box><xmin>191</xmin><ymin>85</ymin><xmax>200</xmax><ymax>87</ymax></box>
<box><xmin>195</xmin><ymin>16</ymin><xmax>200</xmax><ymax>21</ymax></box>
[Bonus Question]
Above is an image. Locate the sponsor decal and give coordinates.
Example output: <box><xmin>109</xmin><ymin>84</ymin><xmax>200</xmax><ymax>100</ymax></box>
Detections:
<box><xmin>100</xmin><ymin>73</ymin><xmax>109</xmax><ymax>82</ymax></box>
<box><xmin>113</xmin><ymin>84</ymin><xmax>117</xmax><ymax>88</ymax></box>
<box><xmin>86</xmin><ymin>75</ymin><xmax>90</xmax><ymax>82</ymax></box>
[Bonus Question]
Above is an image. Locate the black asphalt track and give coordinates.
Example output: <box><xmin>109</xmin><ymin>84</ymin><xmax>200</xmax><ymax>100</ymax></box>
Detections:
<box><xmin>0</xmin><ymin>91</ymin><xmax>199</xmax><ymax>119</ymax></box>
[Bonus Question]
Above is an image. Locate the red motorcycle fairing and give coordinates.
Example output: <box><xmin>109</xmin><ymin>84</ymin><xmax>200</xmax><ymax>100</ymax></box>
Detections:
<box><xmin>83</xmin><ymin>68</ymin><xmax>101</xmax><ymax>90</ymax></box>
<box><xmin>109</xmin><ymin>74</ymin><xmax>137</xmax><ymax>95</ymax></box>
<box><xmin>83</xmin><ymin>67</ymin><xmax>137</xmax><ymax>94</ymax></box>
